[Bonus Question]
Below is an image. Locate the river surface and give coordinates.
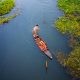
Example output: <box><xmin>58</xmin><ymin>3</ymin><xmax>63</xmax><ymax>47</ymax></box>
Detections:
<box><xmin>0</xmin><ymin>0</ymin><xmax>72</xmax><ymax>80</ymax></box>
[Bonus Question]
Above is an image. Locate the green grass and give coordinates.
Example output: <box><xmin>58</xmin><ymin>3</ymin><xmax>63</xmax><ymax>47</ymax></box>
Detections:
<box><xmin>0</xmin><ymin>13</ymin><xmax>19</xmax><ymax>25</ymax></box>
<box><xmin>55</xmin><ymin>15</ymin><xmax>80</xmax><ymax>37</ymax></box>
<box><xmin>0</xmin><ymin>0</ymin><xmax>19</xmax><ymax>25</ymax></box>
<box><xmin>55</xmin><ymin>0</ymin><xmax>80</xmax><ymax>78</ymax></box>
<box><xmin>64</xmin><ymin>47</ymin><xmax>80</xmax><ymax>78</ymax></box>
<box><xmin>0</xmin><ymin>0</ymin><xmax>15</xmax><ymax>15</ymax></box>
<box><xmin>57</xmin><ymin>0</ymin><xmax>80</xmax><ymax>14</ymax></box>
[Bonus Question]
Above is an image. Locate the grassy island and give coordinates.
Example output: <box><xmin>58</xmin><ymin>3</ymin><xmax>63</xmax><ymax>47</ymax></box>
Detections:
<box><xmin>55</xmin><ymin>0</ymin><xmax>80</xmax><ymax>79</ymax></box>
<box><xmin>0</xmin><ymin>0</ymin><xmax>15</xmax><ymax>15</ymax></box>
<box><xmin>0</xmin><ymin>0</ymin><xmax>18</xmax><ymax>25</ymax></box>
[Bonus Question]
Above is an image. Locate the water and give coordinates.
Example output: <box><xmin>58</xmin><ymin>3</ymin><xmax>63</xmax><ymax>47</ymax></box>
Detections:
<box><xmin>0</xmin><ymin>0</ymin><xmax>72</xmax><ymax>80</ymax></box>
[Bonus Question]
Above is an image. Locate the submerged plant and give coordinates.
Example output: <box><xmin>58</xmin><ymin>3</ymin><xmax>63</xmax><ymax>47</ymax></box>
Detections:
<box><xmin>0</xmin><ymin>13</ymin><xmax>19</xmax><ymax>24</ymax></box>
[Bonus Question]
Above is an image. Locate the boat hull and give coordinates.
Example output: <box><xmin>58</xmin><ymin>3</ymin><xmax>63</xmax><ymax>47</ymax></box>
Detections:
<box><xmin>44</xmin><ymin>50</ymin><xmax>53</xmax><ymax>59</ymax></box>
<box><xmin>32</xmin><ymin>25</ymin><xmax>52</xmax><ymax>59</ymax></box>
<box><xmin>33</xmin><ymin>34</ymin><xmax>52</xmax><ymax>59</ymax></box>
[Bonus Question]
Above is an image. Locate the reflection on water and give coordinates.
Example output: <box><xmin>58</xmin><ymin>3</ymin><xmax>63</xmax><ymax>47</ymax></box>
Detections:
<box><xmin>0</xmin><ymin>0</ymin><xmax>72</xmax><ymax>80</ymax></box>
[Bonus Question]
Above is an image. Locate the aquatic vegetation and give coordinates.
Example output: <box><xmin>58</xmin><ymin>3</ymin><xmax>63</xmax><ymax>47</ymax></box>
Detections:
<box><xmin>0</xmin><ymin>13</ymin><xmax>18</xmax><ymax>24</ymax></box>
<box><xmin>69</xmin><ymin>36</ymin><xmax>80</xmax><ymax>48</ymax></box>
<box><xmin>64</xmin><ymin>47</ymin><xmax>80</xmax><ymax>78</ymax></box>
<box><xmin>57</xmin><ymin>0</ymin><xmax>80</xmax><ymax>14</ymax></box>
<box><xmin>56</xmin><ymin>52</ymin><xmax>66</xmax><ymax>66</ymax></box>
<box><xmin>55</xmin><ymin>0</ymin><xmax>80</xmax><ymax>78</ymax></box>
<box><xmin>0</xmin><ymin>0</ymin><xmax>15</xmax><ymax>15</ymax></box>
<box><xmin>55</xmin><ymin>15</ymin><xmax>80</xmax><ymax>37</ymax></box>
<box><xmin>55</xmin><ymin>0</ymin><xmax>80</xmax><ymax>39</ymax></box>
<box><xmin>0</xmin><ymin>0</ymin><xmax>19</xmax><ymax>25</ymax></box>
<box><xmin>57</xmin><ymin>47</ymin><xmax>80</xmax><ymax>78</ymax></box>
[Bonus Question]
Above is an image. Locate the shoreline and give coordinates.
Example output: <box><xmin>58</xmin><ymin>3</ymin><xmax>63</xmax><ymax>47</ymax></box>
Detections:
<box><xmin>0</xmin><ymin>0</ymin><xmax>18</xmax><ymax>25</ymax></box>
<box><xmin>55</xmin><ymin>0</ymin><xmax>80</xmax><ymax>79</ymax></box>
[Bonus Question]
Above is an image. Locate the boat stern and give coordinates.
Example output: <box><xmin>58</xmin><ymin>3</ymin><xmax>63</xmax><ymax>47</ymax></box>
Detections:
<box><xmin>44</xmin><ymin>50</ymin><xmax>53</xmax><ymax>59</ymax></box>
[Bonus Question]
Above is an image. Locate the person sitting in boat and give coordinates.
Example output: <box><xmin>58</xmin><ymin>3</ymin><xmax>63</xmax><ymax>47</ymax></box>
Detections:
<box><xmin>39</xmin><ymin>41</ymin><xmax>47</xmax><ymax>51</ymax></box>
<box><xmin>36</xmin><ymin>38</ymin><xmax>47</xmax><ymax>51</ymax></box>
<box><xmin>32</xmin><ymin>25</ymin><xmax>40</xmax><ymax>35</ymax></box>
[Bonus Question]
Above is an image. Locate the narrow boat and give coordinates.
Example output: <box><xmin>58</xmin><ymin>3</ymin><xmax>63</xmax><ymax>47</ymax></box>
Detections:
<box><xmin>32</xmin><ymin>25</ymin><xmax>53</xmax><ymax>59</ymax></box>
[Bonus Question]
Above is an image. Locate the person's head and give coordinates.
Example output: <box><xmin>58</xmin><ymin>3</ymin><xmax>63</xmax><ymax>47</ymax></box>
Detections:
<box><xmin>36</xmin><ymin>24</ymin><xmax>39</xmax><ymax>26</ymax></box>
